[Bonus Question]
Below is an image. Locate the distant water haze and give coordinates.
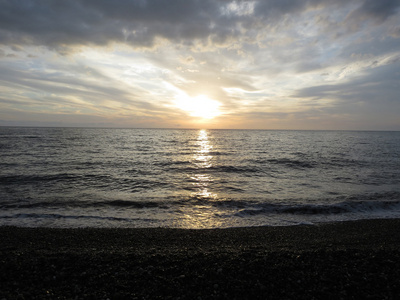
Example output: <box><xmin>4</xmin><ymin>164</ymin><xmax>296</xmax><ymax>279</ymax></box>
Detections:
<box><xmin>0</xmin><ymin>127</ymin><xmax>399</xmax><ymax>228</ymax></box>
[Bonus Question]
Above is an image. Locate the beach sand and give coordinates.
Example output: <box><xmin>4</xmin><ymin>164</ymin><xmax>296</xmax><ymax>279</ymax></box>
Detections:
<box><xmin>1</xmin><ymin>219</ymin><xmax>400</xmax><ymax>299</ymax></box>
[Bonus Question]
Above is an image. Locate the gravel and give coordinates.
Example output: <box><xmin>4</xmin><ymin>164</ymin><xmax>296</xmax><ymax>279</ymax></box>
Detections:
<box><xmin>1</xmin><ymin>219</ymin><xmax>400</xmax><ymax>299</ymax></box>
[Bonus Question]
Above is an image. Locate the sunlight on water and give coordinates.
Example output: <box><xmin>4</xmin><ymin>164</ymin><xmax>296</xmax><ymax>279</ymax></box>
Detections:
<box><xmin>1</xmin><ymin>128</ymin><xmax>400</xmax><ymax>228</ymax></box>
<box><xmin>173</xmin><ymin>129</ymin><xmax>223</xmax><ymax>228</ymax></box>
<box><xmin>172</xmin><ymin>205</ymin><xmax>229</xmax><ymax>229</ymax></box>
<box><xmin>191</xmin><ymin>130</ymin><xmax>217</xmax><ymax>199</ymax></box>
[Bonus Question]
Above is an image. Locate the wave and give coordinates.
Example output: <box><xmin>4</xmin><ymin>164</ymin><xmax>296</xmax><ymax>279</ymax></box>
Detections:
<box><xmin>247</xmin><ymin>157</ymin><xmax>371</xmax><ymax>170</ymax></box>
<box><xmin>0</xmin><ymin>174</ymin><xmax>170</xmax><ymax>191</ymax></box>
<box><xmin>4</xmin><ymin>192</ymin><xmax>400</xmax><ymax>216</ymax></box>
<box><xmin>165</xmin><ymin>165</ymin><xmax>265</xmax><ymax>174</ymax></box>
<box><xmin>2</xmin><ymin>194</ymin><xmax>400</xmax><ymax>228</ymax></box>
<box><xmin>0</xmin><ymin>174</ymin><xmax>81</xmax><ymax>184</ymax></box>
<box><xmin>235</xmin><ymin>200</ymin><xmax>400</xmax><ymax>217</ymax></box>
<box><xmin>0</xmin><ymin>199</ymin><xmax>170</xmax><ymax>209</ymax></box>
<box><xmin>0</xmin><ymin>213</ymin><xmax>155</xmax><ymax>223</ymax></box>
<box><xmin>264</xmin><ymin>158</ymin><xmax>316</xmax><ymax>169</ymax></box>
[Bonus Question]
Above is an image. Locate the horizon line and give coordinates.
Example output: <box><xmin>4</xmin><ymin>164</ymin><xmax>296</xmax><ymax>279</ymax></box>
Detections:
<box><xmin>1</xmin><ymin>125</ymin><xmax>399</xmax><ymax>132</ymax></box>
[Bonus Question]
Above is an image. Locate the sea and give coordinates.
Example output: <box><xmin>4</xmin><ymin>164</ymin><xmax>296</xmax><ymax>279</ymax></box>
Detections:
<box><xmin>1</xmin><ymin>127</ymin><xmax>400</xmax><ymax>228</ymax></box>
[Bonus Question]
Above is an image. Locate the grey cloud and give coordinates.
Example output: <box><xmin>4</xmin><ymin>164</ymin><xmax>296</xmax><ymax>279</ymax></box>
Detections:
<box><xmin>0</xmin><ymin>63</ymin><xmax>159</xmax><ymax>112</ymax></box>
<box><xmin>0</xmin><ymin>65</ymin><xmax>127</xmax><ymax>99</ymax></box>
<box><xmin>254</xmin><ymin>0</ymin><xmax>316</xmax><ymax>18</ymax></box>
<box><xmin>347</xmin><ymin>0</ymin><xmax>400</xmax><ymax>24</ymax></box>
<box><xmin>0</xmin><ymin>0</ymin><xmax>225</xmax><ymax>49</ymax></box>
<box><xmin>293</xmin><ymin>61</ymin><xmax>400</xmax><ymax>110</ymax></box>
<box><xmin>390</xmin><ymin>26</ymin><xmax>400</xmax><ymax>37</ymax></box>
<box><xmin>339</xmin><ymin>36</ymin><xmax>400</xmax><ymax>63</ymax></box>
<box><xmin>1</xmin><ymin>0</ymin><xmax>397</xmax><ymax>52</ymax></box>
<box><xmin>321</xmin><ymin>0</ymin><xmax>400</xmax><ymax>40</ymax></box>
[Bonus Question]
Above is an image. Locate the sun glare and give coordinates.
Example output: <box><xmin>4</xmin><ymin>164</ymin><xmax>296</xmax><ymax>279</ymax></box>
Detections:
<box><xmin>175</xmin><ymin>94</ymin><xmax>221</xmax><ymax>119</ymax></box>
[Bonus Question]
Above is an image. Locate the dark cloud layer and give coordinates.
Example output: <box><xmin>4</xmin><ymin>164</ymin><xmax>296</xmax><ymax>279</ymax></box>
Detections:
<box><xmin>0</xmin><ymin>0</ymin><xmax>222</xmax><ymax>49</ymax></box>
<box><xmin>349</xmin><ymin>0</ymin><xmax>400</xmax><ymax>24</ymax></box>
<box><xmin>1</xmin><ymin>0</ymin><xmax>399</xmax><ymax>50</ymax></box>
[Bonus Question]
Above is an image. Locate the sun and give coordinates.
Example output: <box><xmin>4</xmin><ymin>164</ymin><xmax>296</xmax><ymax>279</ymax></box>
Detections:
<box><xmin>175</xmin><ymin>94</ymin><xmax>222</xmax><ymax>119</ymax></box>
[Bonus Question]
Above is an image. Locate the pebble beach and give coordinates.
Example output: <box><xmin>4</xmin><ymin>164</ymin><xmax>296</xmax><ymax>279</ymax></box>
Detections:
<box><xmin>2</xmin><ymin>219</ymin><xmax>400</xmax><ymax>299</ymax></box>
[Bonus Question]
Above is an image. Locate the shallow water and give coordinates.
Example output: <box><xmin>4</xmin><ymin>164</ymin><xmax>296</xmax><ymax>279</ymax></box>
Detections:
<box><xmin>1</xmin><ymin>127</ymin><xmax>399</xmax><ymax>228</ymax></box>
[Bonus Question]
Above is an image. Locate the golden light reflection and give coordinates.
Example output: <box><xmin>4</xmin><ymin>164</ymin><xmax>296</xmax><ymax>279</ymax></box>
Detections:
<box><xmin>191</xmin><ymin>129</ymin><xmax>217</xmax><ymax>199</ymax></box>
<box><xmin>172</xmin><ymin>129</ymin><xmax>222</xmax><ymax>228</ymax></box>
<box><xmin>175</xmin><ymin>207</ymin><xmax>227</xmax><ymax>229</ymax></box>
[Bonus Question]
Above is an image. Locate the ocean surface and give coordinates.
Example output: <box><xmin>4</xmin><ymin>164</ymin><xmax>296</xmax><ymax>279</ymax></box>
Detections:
<box><xmin>0</xmin><ymin>127</ymin><xmax>400</xmax><ymax>228</ymax></box>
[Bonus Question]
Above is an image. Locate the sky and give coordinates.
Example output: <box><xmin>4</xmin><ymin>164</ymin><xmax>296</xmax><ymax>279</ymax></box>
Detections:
<box><xmin>0</xmin><ymin>0</ymin><xmax>399</xmax><ymax>130</ymax></box>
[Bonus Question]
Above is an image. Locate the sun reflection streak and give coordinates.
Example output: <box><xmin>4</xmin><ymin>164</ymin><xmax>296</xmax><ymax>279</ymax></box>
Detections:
<box><xmin>172</xmin><ymin>129</ymin><xmax>223</xmax><ymax>228</ymax></box>
<box><xmin>191</xmin><ymin>129</ymin><xmax>217</xmax><ymax>199</ymax></box>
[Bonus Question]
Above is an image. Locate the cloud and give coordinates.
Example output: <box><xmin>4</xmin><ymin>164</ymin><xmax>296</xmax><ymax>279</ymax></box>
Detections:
<box><xmin>294</xmin><ymin>58</ymin><xmax>400</xmax><ymax>101</ymax></box>
<box><xmin>0</xmin><ymin>0</ymin><xmax>399</xmax><ymax>129</ymax></box>
<box><xmin>0</xmin><ymin>0</ymin><xmax>223</xmax><ymax>50</ymax></box>
<box><xmin>347</xmin><ymin>0</ymin><xmax>400</xmax><ymax>24</ymax></box>
<box><xmin>1</xmin><ymin>0</ymin><xmax>395</xmax><ymax>50</ymax></box>
<box><xmin>0</xmin><ymin>56</ymin><xmax>167</xmax><ymax>120</ymax></box>
<box><xmin>292</xmin><ymin>58</ymin><xmax>400</xmax><ymax>129</ymax></box>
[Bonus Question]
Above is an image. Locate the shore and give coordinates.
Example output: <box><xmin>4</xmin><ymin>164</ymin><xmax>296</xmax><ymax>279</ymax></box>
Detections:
<box><xmin>1</xmin><ymin>219</ymin><xmax>400</xmax><ymax>299</ymax></box>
